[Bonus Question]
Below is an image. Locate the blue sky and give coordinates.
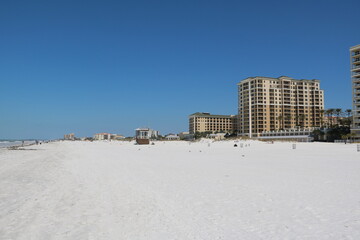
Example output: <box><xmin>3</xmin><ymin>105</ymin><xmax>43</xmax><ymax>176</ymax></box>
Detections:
<box><xmin>1</xmin><ymin>0</ymin><xmax>359</xmax><ymax>139</ymax></box>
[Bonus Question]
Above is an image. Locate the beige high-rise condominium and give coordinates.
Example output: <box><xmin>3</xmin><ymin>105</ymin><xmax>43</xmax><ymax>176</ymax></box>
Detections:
<box><xmin>189</xmin><ymin>112</ymin><xmax>237</xmax><ymax>134</ymax></box>
<box><xmin>350</xmin><ymin>44</ymin><xmax>360</xmax><ymax>139</ymax></box>
<box><xmin>238</xmin><ymin>76</ymin><xmax>324</xmax><ymax>137</ymax></box>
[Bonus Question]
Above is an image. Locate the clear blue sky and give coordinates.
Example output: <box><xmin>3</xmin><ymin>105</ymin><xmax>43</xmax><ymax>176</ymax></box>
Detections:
<box><xmin>1</xmin><ymin>0</ymin><xmax>359</xmax><ymax>139</ymax></box>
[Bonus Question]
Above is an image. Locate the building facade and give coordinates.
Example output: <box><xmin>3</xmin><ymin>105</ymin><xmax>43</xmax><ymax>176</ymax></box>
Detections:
<box><xmin>178</xmin><ymin>132</ymin><xmax>194</xmax><ymax>141</ymax></box>
<box><xmin>237</xmin><ymin>76</ymin><xmax>324</xmax><ymax>137</ymax></box>
<box><xmin>135</xmin><ymin>128</ymin><xmax>159</xmax><ymax>139</ymax></box>
<box><xmin>350</xmin><ymin>44</ymin><xmax>360</xmax><ymax>139</ymax></box>
<box><xmin>64</xmin><ymin>133</ymin><xmax>75</xmax><ymax>140</ymax></box>
<box><xmin>188</xmin><ymin>112</ymin><xmax>237</xmax><ymax>134</ymax></box>
<box><xmin>165</xmin><ymin>134</ymin><xmax>180</xmax><ymax>140</ymax></box>
<box><xmin>93</xmin><ymin>133</ymin><xmax>124</xmax><ymax>140</ymax></box>
<box><xmin>93</xmin><ymin>133</ymin><xmax>112</xmax><ymax>140</ymax></box>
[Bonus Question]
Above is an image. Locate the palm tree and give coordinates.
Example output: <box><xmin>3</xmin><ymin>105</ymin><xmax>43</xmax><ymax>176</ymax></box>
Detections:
<box><xmin>325</xmin><ymin>109</ymin><xmax>335</xmax><ymax>127</ymax></box>
<box><xmin>277</xmin><ymin>114</ymin><xmax>284</xmax><ymax>130</ymax></box>
<box><xmin>344</xmin><ymin>109</ymin><xmax>353</xmax><ymax>127</ymax></box>
<box><xmin>335</xmin><ymin>108</ymin><xmax>342</xmax><ymax>116</ymax></box>
<box><xmin>334</xmin><ymin>108</ymin><xmax>343</xmax><ymax>126</ymax></box>
<box><xmin>285</xmin><ymin>114</ymin><xmax>292</xmax><ymax>129</ymax></box>
<box><xmin>294</xmin><ymin>114</ymin><xmax>300</xmax><ymax>127</ymax></box>
<box><xmin>299</xmin><ymin>114</ymin><xmax>305</xmax><ymax>128</ymax></box>
<box><xmin>345</xmin><ymin>109</ymin><xmax>352</xmax><ymax>118</ymax></box>
<box><xmin>312</xmin><ymin>129</ymin><xmax>325</xmax><ymax>141</ymax></box>
<box><xmin>319</xmin><ymin>109</ymin><xmax>325</xmax><ymax>128</ymax></box>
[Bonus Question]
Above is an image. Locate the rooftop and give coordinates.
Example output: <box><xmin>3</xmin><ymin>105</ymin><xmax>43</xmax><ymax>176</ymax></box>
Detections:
<box><xmin>237</xmin><ymin>76</ymin><xmax>320</xmax><ymax>85</ymax></box>
<box><xmin>350</xmin><ymin>44</ymin><xmax>360</xmax><ymax>51</ymax></box>
<box><xmin>189</xmin><ymin>112</ymin><xmax>236</xmax><ymax>118</ymax></box>
<box><xmin>135</xmin><ymin>128</ymin><xmax>150</xmax><ymax>131</ymax></box>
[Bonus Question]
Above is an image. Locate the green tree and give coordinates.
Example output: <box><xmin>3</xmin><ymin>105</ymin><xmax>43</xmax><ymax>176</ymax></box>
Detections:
<box><xmin>319</xmin><ymin>109</ymin><xmax>325</xmax><ymax>127</ymax></box>
<box><xmin>298</xmin><ymin>114</ymin><xmax>305</xmax><ymax>128</ymax></box>
<box><xmin>284</xmin><ymin>114</ymin><xmax>292</xmax><ymax>128</ymax></box>
<box><xmin>312</xmin><ymin>129</ymin><xmax>325</xmax><ymax>141</ymax></box>
<box><xmin>194</xmin><ymin>131</ymin><xmax>212</xmax><ymax>139</ymax></box>
<box><xmin>277</xmin><ymin>114</ymin><xmax>284</xmax><ymax>130</ymax></box>
<box><xmin>326</xmin><ymin>125</ymin><xmax>350</xmax><ymax>142</ymax></box>
<box><xmin>325</xmin><ymin>109</ymin><xmax>335</xmax><ymax>127</ymax></box>
<box><xmin>335</xmin><ymin>108</ymin><xmax>342</xmax><ymax>117</ymax></box>
<box><xmin>342</xmin><ymin>109</ymin><xmax>353</xmax><ymax>127</ymax></box>
<box><xmin>335</xmin><ymin>108</ymin><xmax>343</xmax><ymax>126</ymax></box>
<box><xmin>345</xmin><ymin>109</ymin><xmax>352</xmax><ymax>118</ymax></box>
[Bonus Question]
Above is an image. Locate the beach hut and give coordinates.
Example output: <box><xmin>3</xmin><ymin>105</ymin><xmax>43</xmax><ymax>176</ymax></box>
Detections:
<box><xmin>135</xmin><ymin>128</ymin><xmax>159</xmax><ymax>144</ymax></box>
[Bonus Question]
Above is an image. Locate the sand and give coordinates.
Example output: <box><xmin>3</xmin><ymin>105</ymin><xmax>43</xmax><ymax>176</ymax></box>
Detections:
<box><xmin>0</xmin><ymin>140</ymin><xmax>359</xmax><ymax>239</ymax></box>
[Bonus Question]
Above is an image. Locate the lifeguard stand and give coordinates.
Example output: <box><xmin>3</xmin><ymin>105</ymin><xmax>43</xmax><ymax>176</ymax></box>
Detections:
<box><xmin>135</xmin><ymin>128</ymin><xmax>150</xmax><ymax>145</ymax></box>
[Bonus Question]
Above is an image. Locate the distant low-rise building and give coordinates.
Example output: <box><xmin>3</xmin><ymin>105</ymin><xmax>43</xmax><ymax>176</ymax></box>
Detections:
<box><xmin>207</xmin><ymin>133</ymin><xmax>226</xmax><ymax>140</ymax></box>
<box><xmin>178</xmin><ymin>132</ymin><xmax>194</xmax><ymax>140</ymax></box>
<box><xmin>189</xmin><ymin>112</ymin><xmax>237</xmax><ymax>134</ymax></box>
<box><xmin>93</xmin><ymin>133</ymin><xmax>112</xmax><ymax>140</ymax></box>
<box><xmin>113</xmin><ymin>134</ymin><xmax>125</xmax><ymax>140</ymax></box>
<box><xmin>64</xmin><ymin>133</ymin><xmax>75</xmax><ymax>140</ymax></box>
<box><xmin>257</xmin><ymin>128</ymin><xmax>315</xmax><ymax>142</ymax></box>
<box><xmin>93</xmin><ymin>133</ymin><xmax>125</xmax><ymax>140</ymax></box>
<box><xmin>165</xmin><ymin>134</ymin><xmax>180</xmax><ymax>140</ymax></box>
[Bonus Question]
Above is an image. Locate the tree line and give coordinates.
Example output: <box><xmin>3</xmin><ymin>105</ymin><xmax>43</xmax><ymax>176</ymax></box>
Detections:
<box><xmin>313</xmin><ymin>108</ymin><xmax>355</xmax><ymax>142</ymax></box>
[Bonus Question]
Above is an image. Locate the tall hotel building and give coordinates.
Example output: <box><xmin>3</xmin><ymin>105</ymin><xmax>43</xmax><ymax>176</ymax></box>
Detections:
<box><xmin>237</xmin><ymin>76</ymin><xmax>324</xmax><ymax>137</ymax></box>
<box><xmin>350</xmin><ymin>44</ymin><xmax>360</xmax><ymax>139</ymax></box>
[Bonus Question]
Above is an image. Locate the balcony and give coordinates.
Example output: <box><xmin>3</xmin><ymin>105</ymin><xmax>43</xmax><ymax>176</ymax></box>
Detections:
<box><xmin>353</xmin><ymin>79</ymin><xmax>360</xmax><ymax>84</ymax></box>
<box><xmin>353</xmin><ymin>118</ymin><xmax>360</xmax><ymax>123</ymax></box>
<box><xmin>353</xmin><ymin>51</ymin><xmax>360</xmax><ymax>56</ymax></box>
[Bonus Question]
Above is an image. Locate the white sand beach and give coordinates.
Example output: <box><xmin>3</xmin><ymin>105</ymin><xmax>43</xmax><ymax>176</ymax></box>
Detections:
<box><xmin>0</xmin><ymin>140</ymin><xmax>359</xmax><ymax>239</ymax></box>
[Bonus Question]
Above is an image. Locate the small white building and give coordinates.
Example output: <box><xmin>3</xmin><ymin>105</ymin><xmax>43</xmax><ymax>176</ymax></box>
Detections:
<box><xmin>135</xmin><ymin>128</ymin><xmax>159</xmax><ymax>139</ymax></box>
<box><xmin>178</xmin><ymin>132</ymin><xmax>194</xmax><ymax>141</ymax></box>
<box><xmin>93</xmin><ymin>133</ymin><xmax>125</xmax><ymax>141</ymax></box>
<box><xmin>64</xmin><ymin>133</ymin><xmax>75</xmax><ymax>140</ymax></box>
<box><xmin>207</xmin><ymin>133</ymin><xmax>226</xmax><ymax>140</ymax></box>
<box><xmin>113</xmin><ymin>134</ymin><xmax>125</xmax><ymax>140</ymax></box>
<box><xmin>165</xmin><ymin>134</ymin><xmax>180</xmax><ymax>140</ymax></box>
<box><xmin>93</xmin><ymin>133</ymin><xmax>112</xmax><ymax>140</ymax></box>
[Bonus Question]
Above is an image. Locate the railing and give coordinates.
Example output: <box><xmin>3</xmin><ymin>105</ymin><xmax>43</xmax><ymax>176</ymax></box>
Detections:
<box><xmin>334</xmin><ymin>140</ymin><xmax>357</xmax><ymax>143</ymax></box>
